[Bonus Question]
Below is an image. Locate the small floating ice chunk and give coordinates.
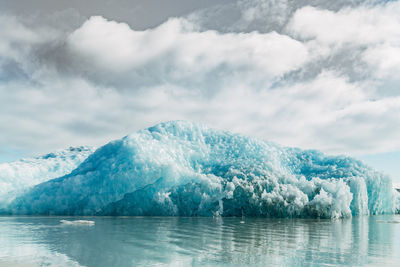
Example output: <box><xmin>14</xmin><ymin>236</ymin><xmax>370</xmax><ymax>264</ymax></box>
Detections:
<box><xmin>60</xmin><ymin>220</ymin><xmax>95</xmax><ymax>226</ymax></box>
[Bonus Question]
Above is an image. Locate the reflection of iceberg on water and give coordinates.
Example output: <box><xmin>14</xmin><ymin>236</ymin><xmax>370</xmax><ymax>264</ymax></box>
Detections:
<box><xmin>1</xmin><ymin>121</ymin><xmax>399</xmax><ymax>218</ymax></box>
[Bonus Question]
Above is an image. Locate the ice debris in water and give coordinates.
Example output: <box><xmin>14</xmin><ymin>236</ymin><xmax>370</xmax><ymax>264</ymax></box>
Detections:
<box><xmin>0</xmin><ymin>146</ymin><xmax>94</xmax><ymax>207</ymax></box>
<box><xmin>4</xmin><ymin>121</ymin><xmax>400</xmax><ymax>218</ymax></box>
<box><xmin>60</xmin><ymin>220</ymin><xmax>95</xmax><ymax>226</ymax></box>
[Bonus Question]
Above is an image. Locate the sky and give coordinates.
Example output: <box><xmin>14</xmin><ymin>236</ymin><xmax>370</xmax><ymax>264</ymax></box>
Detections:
<box><xmin>0</xmin><ymin>0</ymin><xmax>399</xmax><ymax>182</ymax></box>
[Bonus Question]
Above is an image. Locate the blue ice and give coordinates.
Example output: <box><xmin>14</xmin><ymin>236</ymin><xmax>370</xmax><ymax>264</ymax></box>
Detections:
<box><xmin>3</xmin><ymin>121</ymin><xmax>399</xmax><ymax>218</ymax></box>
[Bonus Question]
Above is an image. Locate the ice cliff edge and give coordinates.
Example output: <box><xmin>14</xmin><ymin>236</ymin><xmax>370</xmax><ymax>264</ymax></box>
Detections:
<box><xmin>2</xmin><ymin>121</ymin><xmax>399</xmax><ymax>218</ymax></box>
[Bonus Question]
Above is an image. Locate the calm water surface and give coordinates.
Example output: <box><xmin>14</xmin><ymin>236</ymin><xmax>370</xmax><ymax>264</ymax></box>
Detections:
<box><xmin>0</xmin><ymin>215</ymin><xmax>399</xmax><ymax>266</ymax></box>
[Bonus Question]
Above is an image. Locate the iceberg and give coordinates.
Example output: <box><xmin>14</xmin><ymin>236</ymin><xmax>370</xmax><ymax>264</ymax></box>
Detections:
<box><xmin>4</xmin><ymin>121</ymin><xmax>400</xmax><ymax>218</ymax></box>
<box><xmin>0</xmin><ymin>146</ymin><xmax>94</xmax><ymax>207</ymax></box>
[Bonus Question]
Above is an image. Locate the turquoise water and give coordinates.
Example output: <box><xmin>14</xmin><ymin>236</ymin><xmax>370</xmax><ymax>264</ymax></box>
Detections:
<box><xmin>0</xmin><ymin>215</ymin><xmax>399</xmax><ymax>266</ymax></box>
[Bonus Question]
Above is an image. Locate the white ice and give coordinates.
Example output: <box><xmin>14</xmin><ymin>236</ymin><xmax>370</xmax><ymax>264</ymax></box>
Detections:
<box><xmin>0</xmin><ymin>147</ymin><xmax>94</xmax><ymax>207</ymax></box>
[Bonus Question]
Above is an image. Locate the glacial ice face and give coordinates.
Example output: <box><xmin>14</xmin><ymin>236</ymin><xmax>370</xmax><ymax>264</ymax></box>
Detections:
<box><xmin>6</xmin><ymin>121</ymin><xmax>399</xmax><ymax>218</ymax></box>
<box><xmin>0</xmin><ymin>147</ymin><xmax>94</xmax><ymax>207</ymax></box>
<box><xmin>396</xmin><ymin>192</ymin><xmax>400</xmax><ymax>214</ymax></box>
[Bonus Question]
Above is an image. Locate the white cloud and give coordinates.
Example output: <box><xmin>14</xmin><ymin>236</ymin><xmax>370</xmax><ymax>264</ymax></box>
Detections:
<box><xmin>1</xmin><ymin>1</ymin><xmax>400</xmax><ymax>160</ymax></box>
<box><xmin>363</xmin><ymin>45</ymin><xmax>400</xmax><ymax>79</ymax></box>
<box><xmin>66</xmin><ymin>16</ymin><xmax>309</xmax><ymax>88</ymax></box>
<box><xmin>288</xmin><ymin>2</ymin><xmax>400</xmax><ymax>80</ymax></box>
<box><xmin>288</xmin><ymin>4</ymin><xmax>400</xmax><ymax>47</ymax></box>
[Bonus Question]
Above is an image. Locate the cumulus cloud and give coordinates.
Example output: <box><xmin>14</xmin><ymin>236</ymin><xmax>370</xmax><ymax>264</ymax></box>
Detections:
<box><xmin>288</xmin><ymin>2</ymin><xmax>400</xmax><ymax>80</ymax></box>
<box><xmin>66</xmin><ymin>16</ymin><xmax>308</xmax><ymax>90</ymax></box>
<box><xmin>288</xmin><ymin>3</ymin><xmax>400</xmax><ymax>46</ymax></box>
<box><xmin>363</xmin><ymin>45</ymin><xmax>400</xmax><ymax>79</ymax></box>
<box><xmin>1</xmin><ymin>0</ymin><xmax>400</xmax><ymax>160</ymax></box>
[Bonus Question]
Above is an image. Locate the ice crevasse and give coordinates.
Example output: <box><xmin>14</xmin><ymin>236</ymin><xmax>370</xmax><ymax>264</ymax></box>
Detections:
<box><xmin>3</xmin><ymin>121</ymin><xmax>400</xmax><ymax>218</ymax></box>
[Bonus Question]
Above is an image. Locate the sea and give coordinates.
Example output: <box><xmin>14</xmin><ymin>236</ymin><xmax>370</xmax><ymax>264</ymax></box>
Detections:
<box><xmin>0</xmin><ymin>215</ymin><xmax>399</xmax><ymax>266</ymax></box>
